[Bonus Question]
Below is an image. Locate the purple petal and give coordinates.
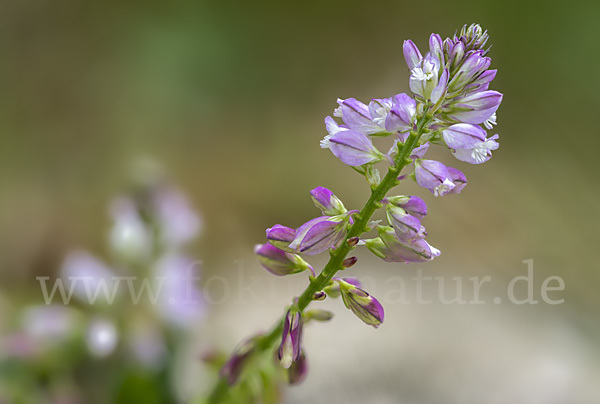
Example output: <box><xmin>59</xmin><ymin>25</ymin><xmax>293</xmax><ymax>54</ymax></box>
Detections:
<box><xmin>340</xmin><ymin>98</ymin><xmax>381</xmax><ymax>134</ymax></box>
<box><xmin>386</xmin><ymin>206</ymin><xmax>425</xmax><ymax>241</ymax></box>
<box><xmin>446</xmin><ymin>167</ymin><xmax>468</xmax><ymax>194</ymax></box>
<box><xmin>290</xmin><ymin>216</ymin><xmax>348</xmax><ymax>255</ymax></box>
<box><xmin>310</xmin><ymin>186</ymin><xmax>345</xmax><ymax>215</ymax></box>
<box><xmin>442</xmin><ymin>123</ymin><xmax>487</xmax><ymax>149</ymax></box>
<box><xmin>429</xmin><ymin>33</ymin><xmax>444</xmax><ymax>64</ymax></box>
<box><xmin>431</xmin><ymin>68</ymin><xmax>449</xmax><ymax>104</ymax></box>
<box><xmin>448</xmin><ymin>91</ymin><xmax>503</xmax><ymax>124</ymax></box>
<box><xmin>415</xmin><ymin>159</ymin><xmax>454</xmax><ymax>196</ymax></box>
<box><xmin>385</xmin><ymin>93</ymin><xmax>416</xmax><ymax>132</ymax></box>
<box><xmin>378</xmin><ymin>227</ymin><xmax>441</xmax><ymax>262</ymax></box>
<box><xmin>326</xmin><ymin>129</ymin><xmax>381</xmax><ymax>166</ymax></box>
<box><xmin>266</xmin><ymin>224</ymin><xmax>297</xmax><ymax>252</ymax></box>
<box><xmin>403</xmin><ymin>40</ymin><xmax>422</xmax><ymax>70</ymax></box>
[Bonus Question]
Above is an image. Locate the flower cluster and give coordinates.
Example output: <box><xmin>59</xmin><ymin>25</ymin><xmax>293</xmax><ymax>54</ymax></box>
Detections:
<box><xmin>217</xmin><ymin>24</ymin><xmax>502</xmax><ymax>398</ymax></box>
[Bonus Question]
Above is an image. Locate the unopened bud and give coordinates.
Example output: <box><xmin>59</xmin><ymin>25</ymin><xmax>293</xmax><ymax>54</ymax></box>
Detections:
<box><xmin>342</xmin><ymin>256</ymin><xmax>358</xmax><ymax>268</ymax></box>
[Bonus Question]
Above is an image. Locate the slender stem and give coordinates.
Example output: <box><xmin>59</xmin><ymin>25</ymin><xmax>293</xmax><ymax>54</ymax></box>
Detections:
<box><xmin>208</xmin><ymin>112</ymin><xmax>431</xmax><ymax>403</ymax></box>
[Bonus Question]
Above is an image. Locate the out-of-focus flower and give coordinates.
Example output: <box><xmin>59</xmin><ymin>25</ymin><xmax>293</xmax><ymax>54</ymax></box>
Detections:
<box><xmin>220</xmin><ymin>337</ymin><xmax>256</xmax><ymax>385</ymax></box>
<box><xmin>60</xmin><ymin>251</ymin><xmax>119</xmax><ymax>305</ymax></box>
<box><xmin>154</xmin><ymin>253</ymin><xmax>205</xmax><ymax>328</ymax></box>
<box><xmin>108</xmin><ymin>197</ymin><xmax>151</xmax><ymax>262</ymax></box>
<box><xmin>86</xmin><ymin>317</ymin><xmax>118</xmax><ymax>357</ymax></box>
<box><xmin>288</xmin><ymin>351</ymin><xmax>308</xmax><ymax>385</ymax></box>
<box><xmin>153</xmin><ymin>186</ymin><xmax>202</xmax><ymax>248</ymax></box>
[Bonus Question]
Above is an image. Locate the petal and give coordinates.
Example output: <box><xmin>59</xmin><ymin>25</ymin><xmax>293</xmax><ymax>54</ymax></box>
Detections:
<box><xmin>403</xmin><ymin>39</ymin><xmax>422</xmax><ymax>70</ymax></box>
<box><xmin>327</xmin><ymin>130</ymin><xmax>381</xmax><ymax>166</ymax></box>
<box><xmin>442</xmin><ymin>123</ymin><xmax>487</xmax><ymax>149</ymax></box>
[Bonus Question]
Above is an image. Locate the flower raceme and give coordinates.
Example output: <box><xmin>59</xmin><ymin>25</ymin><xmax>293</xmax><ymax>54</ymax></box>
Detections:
<box><xmin>216</xmin><ymin>24</ymin><xmax>503</xmax><ymax>398</ymax></box>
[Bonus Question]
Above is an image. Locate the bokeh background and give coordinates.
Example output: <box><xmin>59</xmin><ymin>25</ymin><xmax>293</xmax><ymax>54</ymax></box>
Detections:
<box><xmin>1</xmin><ymin>0</ymin><xmax>599</xmax><ymax>403</ymax></box>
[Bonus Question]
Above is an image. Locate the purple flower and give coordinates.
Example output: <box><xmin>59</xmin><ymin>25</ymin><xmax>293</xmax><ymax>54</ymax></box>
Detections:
<box><xmin>445</xmin><ymin>90</ymin><xmax>503</xmax><ymax>124</ymax></box>
<box><xmin>220</xmin><ymin>337</ymin><xmax>256</xmax><ymax>385</ymax></box>
<box><xmin>279</xmin><ymin>310</ymin><xmax>302</xmax><ymax>369</ymax></box>
<box><xmin>154</xmin><ymin>253</ymin><xmax>205</xmax><ymax>328</ymax></box>
<box><xmin>385</xmin><ymin>205</ymin><xmax>426</xmax><ymax>241</ymax></box>
<box><xmin>385</xmin><ymin>195</ymin><xmax>427</xmax><ymax>218</ymax></box>
<box><xmin>335</xmin><ymin>278</ymin><xmax>384</xmax><ymax>328</ymax></box>
<box><xmin>385</xmin><ymin>93</ymin><xmax>416</xmax><ymax>133</ymax></box>
<box><xmin>442</xmin><ymin>123</ymin><xmax>500</xmax><ymax>164</ymax></box>
<box><xmin>409</xmin><ymin>52</ymin><xmax>440</xmax><ymax>100</ymax></box>
<box><xmin>448</xmin><ymin>51</ymin><xmax>491</xmax><ymax>93</ymax></box>
<box><xmin>429</xmin><ymin>33</ymin><xmax>445</xmax><ymax>66</ymax></box>
<box><xmin>288</xmin><ymin>212</ymin><xmax>355</xmax><ymax>255</ymax></box>
<box><xmin>288</xmin><ymin>351</ymin><xmax>308</xmax><ymax>385</ymax></box>
<box><xmin>368</xmin><ymin>97</ymin><xmax>394</xmax><ymax>131</ymax></box>
<box><xmin>254</xmin><ymin>244</ymin><xmax>313</xmax><ymax>276</ymax></box>
<box><xmin>321</xmin><ymin>122</ymin><xmax>383</xmax><ymax>166</ymax></box>
<box><xmin>446</xmin><ymin>167</ymin><xmax>467</xmax><ymax>194</ymax></box>
<box><xmin>414</xmin><ymin>159</ymin><xmax>456</xmax><ymax>197</ymax></box>
<box><xmin>152</xmin><ymin>186</ymin><xmax>201</xmax><ymax>248</ymax></box>
<box><xmin>266</xmin><ymin>224</ymin><xmax>296</xmax><ymax>252</ymax></box>
<box><xmin>335</xmin><ymin>98</ymin><xmax>383</xmax><ymax>135</ymax></box>
<box><xmin>310</xmin><ymin>186</ymin><xmax>346</xmax><ymax>216</ymax></box>
<box><xmin>367</xmin><ymin>226</ymin><xmax>441</xmax><ymax>263</ymax></box>
<box><xmin>431</xmin><ymin>68</ymin><xmax>449</xmax><ymax>105</ymax></box>
<box><xmin>403</xmin><ymin>39</ymin><xmax>423</xmax><ymax>71</ymax></box>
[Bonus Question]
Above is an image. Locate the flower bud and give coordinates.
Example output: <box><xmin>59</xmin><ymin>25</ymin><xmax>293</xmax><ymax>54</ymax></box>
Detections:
<box><xmin>347</xmin><ymin>236</ymin><xmax>360</xmax><ymax>247</ymax></box>
<box><xmin>372</xmin><ymin>226</ymin><xmax>441</xmax><ymax>263</ymax></box>
<box><xmin>305</xmin><ymin>309</ymin><xmax>334</xmax><ymax>322</ymax></box>
<box><xmin>288</xmin><ymin>212</ymin><xmax>355</xmax><ymax>255</ymax></box>
<box><xmin>458</xmin><ymin>23</ymin><xmax>489</xmax><ymax>52</ymax></box>
<box><xmin>288</xmin><ymin>351</ymin><xmax>308</xmax><ymax>385</ymax></box>
<box><xmin>403</xmin><ymin>39</ymin><xmax>423</xmax><ymax>71</ymax></box>
<box><xmin>335</xmin><ymin>279</ymin><xmax>384</xmax><ymax>328</ymax></box>
<box><xmin>385</xmin><ymin>205</ymin><xmax>426</xmax><ymax>241</ymax></box>
<box><xmin>278</xmin><ymin>310</ymin><xmax>302</xmax><ymax>369</ymax></box>
<box><xmin>312</xmin><ymin>291</ymin><xmax>326</xmax><ymax>301</ymax></box>
<box><xmin>266</xmin><ymin>224</ymin><xmax>296</xmax><ymax>252</ymax></box>
<box><xmin>324</xmin><ymin>277</ymin><xmax>362</xmax><ymax>298</ymax></box>
<box><xmin>342</xmin><ymin>256</ymin><xmax>358</xmax><ymax>268</ymax></box>
<box><xmin>385</xmin><ymin>195</ymin><xmax>427</xmax><ymax>218</ymax></box>
<box><xmin>254</xmin><ymin>244</ymin><xmax>313</xmax><ymax>276</ymax></box>
<box><xmin>310</xmin><ymin>187</ymin><xmax>347</xmax><ymax>216</ymax></box>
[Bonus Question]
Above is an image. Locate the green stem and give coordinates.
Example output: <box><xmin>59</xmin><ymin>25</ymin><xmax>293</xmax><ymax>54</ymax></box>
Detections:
<box><xmin>208</xmin><ymin>112</ymin><xmax>431</xmax><ymax>403</ymax></box>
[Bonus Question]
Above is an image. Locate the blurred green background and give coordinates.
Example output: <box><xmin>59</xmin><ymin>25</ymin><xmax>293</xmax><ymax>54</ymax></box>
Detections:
<box><xmin>1</xmin><ymin>0</ymin><xmax>599</xmax><ymax>402</ymax></box>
